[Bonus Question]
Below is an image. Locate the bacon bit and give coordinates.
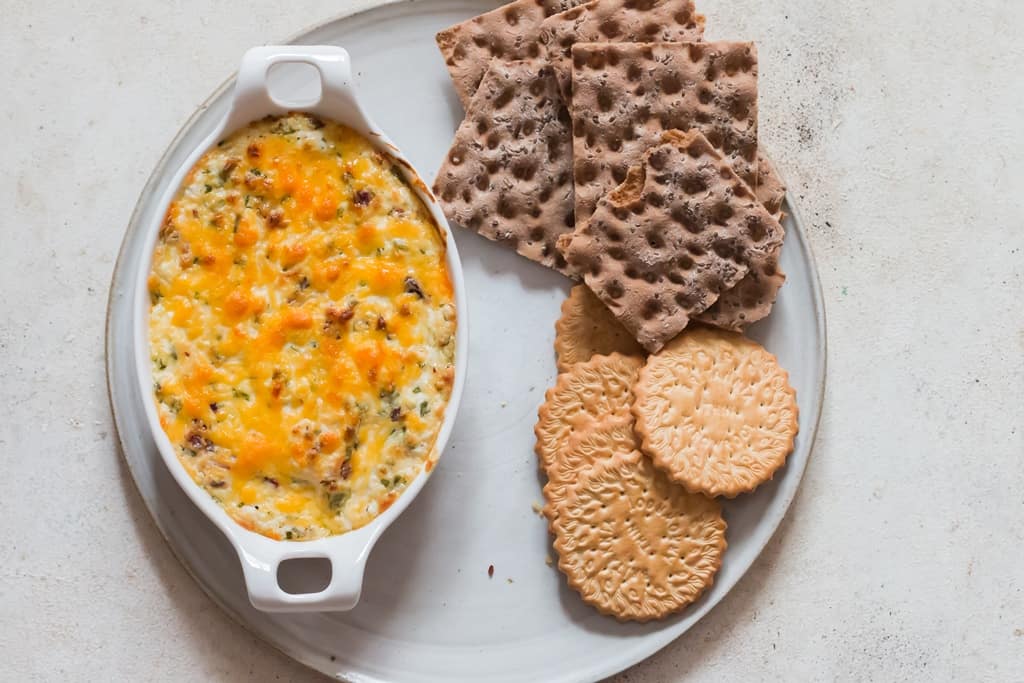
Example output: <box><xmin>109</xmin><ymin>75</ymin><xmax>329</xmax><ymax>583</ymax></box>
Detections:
<box><xmin>325</xmin><ymin>305</ymin><xmax>355</xmax><ymax>323</ymax></box>
<box><xmin>263</xmin><ymin>476</ymin><xmax>279</xmax><ymax>488</ymax></box>
<box><xmin>210</xmin><ymin>480</ymin><xmax>226</xmax><ymax>488</ymax></box>
<box><xmin>246</xmin><ymin>142</ymin><xmax>261</xmax><ymax>159</ymax></box>
<box><xmin>320</xmin><ymin>478</ymin><xmax>337</xmax><ymax>491</ymax></box>
<box><xmin>399</xmin><ymin>302</ymin><xmax>411</xmax><ymax>316</ymax></box>
<box><xmin>487</xmin><ymin>565</ymin><xmax>495</xmax><ymax>578</ymax></box>
<box><xmin>178</xmin><ymin>242</ymin><xmax>193</xmax><ymax>268</ymax></box>
<box><xmin>353</xmin><ymin>189</ymin><xmax>374</xmax><ymax>206</ymax></box>
<box><xmin>266</xmin><ymin>208</ymin><xmax>286</xmax><ymax>228</ymax></box>
<box><xmin>344</xmin><ymin>426</ymin><xmax>356</xmax><ymax>441</ymax></box>
<box><xmin>221</xmin><ymin>157</ymin><xmax>239</xmax><ymax>179</ymax></box>
<box><xmin>309</xmin><ymin>116</ymin><xmax>325</xmax><ymax>129</ymax></box>
<box><xmin>376</xmin><ymin>315</ymin><xmax>387</xmax><ymax>331</ymax></box>
<box><xmin>404</xmin><ymin>277</ymin><xmax>425</xmax><ymax>299</ymax></box>
<box><xmin>209</xmin><ymin>402</ymin><xmax>219</xmax><ymax>413</ymax></box>
<box><xmin>340</xmin><ymin>460</ymin><xmax>352</xmax><ymax>480</ymax></box>
<box><xmin>185</xmin><ymin>430</ymin><xmax>213</xmax><ymax>452</ymax></box>
<box><xmin>390</xmin><ymin>406</ymin><xmax>402</xmax><ymax>421</ymax></box>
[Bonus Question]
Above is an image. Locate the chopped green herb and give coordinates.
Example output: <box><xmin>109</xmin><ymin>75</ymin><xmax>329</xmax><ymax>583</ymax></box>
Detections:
<box><xmin>419</xmin><ymin>401</ymin><xmax>429</xmax><ymax>417</ymax></box>
<box><xmin>204</xmin><ymin>184</ymin><xmax>213</xmax><ymax>193</ymax></box>
<box><xmin>412</xmin><ymin>386</ymin><xmax>422</xmax><ymax>394</ymax></box>
<box><xmin>328</xmin><ymin>491</ymin><xmax>349</xmax><ymax>510</ymax></box>
<box><xmin>232</xmin><ymin>388</ymin><xmax>251</xmax><ymax>400</ymax></box>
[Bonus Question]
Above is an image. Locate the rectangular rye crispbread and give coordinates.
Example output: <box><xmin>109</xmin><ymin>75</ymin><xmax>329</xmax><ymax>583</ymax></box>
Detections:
<box><xmin>436</xmin><ymin>0</ymin><xmax>586</xmax><ymax>109</ymax></box>
<box><xmin>570</xmin><ymin>41</ymin><xmax>759</xmax><ymax>225</ymax></box>
<box><xmin>433</xmin><ymin>60</ymin><xmax>576</xmax><ymax>275</ymax></box>
<box><xmin>755</xmin><ymin>151</ymin><xmax>786</xmax><ymax>218</ymax></box>
<box><xmin>539</xmin><ymin>0</ymin><xmax>705</xmax><ymax>100</ymax></box>
<box><xmin>560</xmin><ymin>129</ymin><xmax>783</xmax><ymax>352</ymax></box>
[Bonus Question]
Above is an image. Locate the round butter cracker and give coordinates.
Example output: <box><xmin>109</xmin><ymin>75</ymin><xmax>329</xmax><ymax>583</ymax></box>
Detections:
<box><xmin>554</xmin><ymin>285</ymin><xmax>644</xmax><ymax>371</ymax></box>
<box><xmin>542</xmin><ymin>416</ymin><xmax>637</xmax><ymax>520</ymax></box>
<box><xmin>632</xmin><ymin>326</ymin><xmax>798</xmax><ymax>497</ymax></box>
<box><xmin>534</xmin><ymin>352</ymin><xmax>643</xmax><ymax>473</ymax></box>
<box><xmin>551</xmin><ymin>450</ymin><xmax>727</xmax><ymax>621</ymax></box>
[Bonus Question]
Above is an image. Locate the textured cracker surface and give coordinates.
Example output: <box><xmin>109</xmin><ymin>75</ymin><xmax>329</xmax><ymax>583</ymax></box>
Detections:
<box><xmin>554</xmin><ymin>285</ymin><xmax>644</xmax><ymax>370</ymax></box>
<box><xmin>539</xmin><ymin>0</ymin><xmax>705</xmax><ymax>99</ymax></box>
<box><xmin>433</xmin><ymin>60</ymin><xmax>576</xmax><ymax>274</ymax></box>
<box><xmin>632</xmin><ymin>326</ymin><xmax>798</xmax><ymax>497</ymax></box>
<box><xmin>571</xmin><ymin>41</ymin><xmax>759</xmax><ymax>224</ymax></box>
<box><xmin>563</xmin><ymin>130</ymin><xmax>784</xmax><ymax>352</ymax></box>
<box><xmin>755</xmin><ymin>152</ymin><xmax>786</xmax><ymax>217</ymax></box>
<box><xmin>534</xmin><ymin>353</ymin><xmax>643</xmax><ymax>473</ymax></box>
<box><xmin>552</xmin><ymin>450</ymin><xmax>727</xmax><ymax>621</ymax></box>
<box><xmin>693</xmin><ymin>152</ymin><xmax>787</xmax><ymax>330</ymax></box>
<box><xmin>704</xmin><ymin>151</ymin><xmax>790</xmax><ymax>330</ymax></box>
<box><xmin>436</xmin><ymin>0</ymin><xmax>584</xmax><ymax>108</ymax></box>
<box><xmin>541</xmin><ymin>416</ymin><xmax>637</xmax><ymax>519</ymax></box>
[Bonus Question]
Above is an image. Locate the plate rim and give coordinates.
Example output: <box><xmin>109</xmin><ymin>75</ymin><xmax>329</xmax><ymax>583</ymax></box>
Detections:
<box><xmin>105</xmin><ymin>1</ymin><xmax>828</xmax><ymax>680</ymax></box>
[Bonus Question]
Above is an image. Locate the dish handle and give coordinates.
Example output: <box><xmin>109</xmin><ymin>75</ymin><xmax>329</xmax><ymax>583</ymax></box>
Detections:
<box><xmin>234</xmin><ymin>531</ymin><xmax>372</xmax><ymax>612</ymax></box>
<box><xmin>223</xmin><ymin>45</ymin><xmax>370</xmax><ymax>134</ymax></box>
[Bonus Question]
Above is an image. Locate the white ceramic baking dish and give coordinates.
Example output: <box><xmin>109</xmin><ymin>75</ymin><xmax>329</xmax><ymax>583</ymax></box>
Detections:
<box><xmin>132</xmin><ymin>46</ymin><xmax>467</xmax><ymax>612</ymax></box>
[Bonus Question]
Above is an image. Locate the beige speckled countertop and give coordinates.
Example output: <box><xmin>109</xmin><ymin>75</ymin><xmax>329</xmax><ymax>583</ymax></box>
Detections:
<box><xmin>2</xmin><ymin>0</ymin><xmax>1022</xmax><ymax>680</ymax></box>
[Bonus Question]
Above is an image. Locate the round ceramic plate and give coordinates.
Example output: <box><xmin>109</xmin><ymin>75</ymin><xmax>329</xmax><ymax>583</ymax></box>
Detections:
<box><xmin>106</xmin><ymin>1</ymin><xmax>827</xmax><ymax>680</ymax></box>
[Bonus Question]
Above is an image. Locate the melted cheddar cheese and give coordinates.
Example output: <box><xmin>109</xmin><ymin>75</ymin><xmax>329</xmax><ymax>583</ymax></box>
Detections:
<box><xmin>148</xmin><ymin>113</ymin><xmax>456</xmax><ymax>540</ymax></box>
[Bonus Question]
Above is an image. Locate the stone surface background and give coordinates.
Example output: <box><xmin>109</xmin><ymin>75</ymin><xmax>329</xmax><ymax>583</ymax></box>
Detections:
<box><xmin>1</xmin><ymin>0</ymin><xmax>1022</xmax><ymax>680</ymax></box>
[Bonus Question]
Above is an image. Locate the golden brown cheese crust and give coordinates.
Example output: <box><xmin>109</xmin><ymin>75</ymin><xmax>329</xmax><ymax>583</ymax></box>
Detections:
<box><xmin>148</xmin><ymin>113</ymin><xmax>456</xmax><ymax>540</ymax></box>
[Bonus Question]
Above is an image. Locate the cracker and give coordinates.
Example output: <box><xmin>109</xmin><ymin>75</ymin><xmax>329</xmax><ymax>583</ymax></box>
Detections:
<box><xmin>561</xmin><ymin>129</ymin><xmax>784</xmax><ymax>353</ymax></box>
<box><xmin>433</xmin><ymin>60</ymin><xmax>575</xmax><ymax>275</ymax></box>
<box><xmin>539</xmin><ymin>0</ymin><xmax>705</xmax><ymax>100</ymax></box>
<box><xmin>570</xmin><ymin>41</ymin><xmax>759</xmax><ymax>224</ymax></box>
<box><xmin>436</xmin><ymin>0</ymin><xmax>585</xmax><ymax>108</ymax></box>
<box><xmin>693</xmin><ymin>151</ymin><xmax>787</xmax><ymax>330</ymax></box>
<box><xmin>541</xmin><ymin>416</ymin><xmax>637</xmax><ymax>518</ymax></box>
<box><xmin>554</xmin><ymin>285</ymin><xmax>643</xmax><ymax>371</ymax></box>
<box><xmin>534</xmin><ymin>352</ymin><xmax>643</xmax><ymax>473</ymax></box>
<box><xmin>755</xmin><ymin>152</ymin><xmax>786</xmax><ymax>217</ymax></box>
<box><xmin>693</xmin><ymin>257</ymin><xmax>786</xmax><ymax>330</ymax></box>
<box><xmin>551</xmin><ymin>449</ymin><xmax>727</xmax><ymax>621</ymax></box>
<box><xmin>632</xmin><ymin>326</ymin><xmax>799</xmax><ymax>497</ymax></box>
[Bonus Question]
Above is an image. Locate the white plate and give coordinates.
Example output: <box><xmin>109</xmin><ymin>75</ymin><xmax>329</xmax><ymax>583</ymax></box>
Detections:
<box><xmin>106</xmin><ymin>1</ymin><xmax>827</xmax><ymax>680</ymax></box>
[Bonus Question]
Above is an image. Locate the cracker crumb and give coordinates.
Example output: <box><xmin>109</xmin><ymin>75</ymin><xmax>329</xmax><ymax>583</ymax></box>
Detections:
<box><xmin>531</xmin><ymin>501</ymin><xmax>543</xmax><ymax>516</ymax></box>
<box><xmin>500</xmin><ymin>401</ymin><xmax>508</xmax><ymax>408</ymax></box>
<box><xmin>506</xmin><ymin>578</ymin><xmax>514</xmax><ymax>584</ymax></box>
<box><xmin>487</xmin><ymin>564</ymin><xmax>494</xmax><ymax>578</ymax></box>
<box><xmin>545</xmin><ymin>555</ymin><xmax>553</xmax><ymax>566</ymax></box>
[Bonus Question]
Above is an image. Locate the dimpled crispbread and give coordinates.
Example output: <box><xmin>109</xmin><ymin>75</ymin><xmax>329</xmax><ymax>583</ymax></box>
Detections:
<box><xmin>551</xmin><ymin>449</ymin><xmax>727</xmax><ymax>621</ymax></box>
<box><xmin>436</xmin><ymin>0</ymin><xmax>585</xmax><ymax>108</ymax></box>
<box><xmin>693</xmin><ymin>151</ymin><xmax>787</xmax><ymax>330</ymax></box>
<box><xmin>534</xmin><ymin>353</ymin><xmax>643</xmax><ymax>473</ymax></box>
<box><xmin>561</xmin><ymin>129</ymin><xmax>784</xmax><ymax>353</ymax></box>
<box><xmin>694</xmin><ymin>256</ymin><xmax>786</xmax><ymax>330</ymax></box>
<box><xmin>632</xmin><ymin>326</ymin><xmax>798</xmax><ymax>497</ymax></box>
<box><xmin>755</xmin><ymin>152</ymin><xmax>787</xmax><ymax>218</ymax></box>
<box><xmin>433</xmin><ymin>60</ymin><xmax>575</xmax><ymax>274</ymax></box>
<box><xmin>539</xmin><ymin>0</ymin><xmax>705</xmax><ymax>99</ymax></box>
<box><xmin>571</xmin><ymin>41</ymin><xmax>759</xmax><ymax>224</ymax></box>
<box><xmin>555</xmin><ymin>285</ymin><xmax>644</xmax><ymax>371</ymax></box>
<box><xmin>541</xmin><ymin>416</ymin><xmax>637</xmax><ymax>519</ymax></box>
